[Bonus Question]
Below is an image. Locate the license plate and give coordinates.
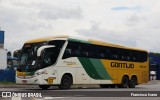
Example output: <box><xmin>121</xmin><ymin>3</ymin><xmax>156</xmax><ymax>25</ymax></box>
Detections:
<box><xmin>22</xmin><ymin>80</ymin><xmax>27</xmax><ymax>84</ymax></box>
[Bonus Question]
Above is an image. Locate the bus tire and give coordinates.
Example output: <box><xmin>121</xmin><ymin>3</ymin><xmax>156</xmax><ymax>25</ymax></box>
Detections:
<box><xmin>58</xmin><ymin>74</ymin><xmax>72</xmax><ymax>89</ymax></box>
<box><xmin>129</xmin><ymin>77</ymin><xmax>137</xmax><ymax>88</ymax></box>
<box><xmin>100</xmin><ymin>84</ymin><xmax>116</xmax><ymax>88</ymax></box>
<box><xmin>117</xmin><ymin>76</ymin><xmax>129</xmax><ymax>88</ymax></box>
<box><xmin>100</xmin><ymin>84</ymin><xmax>110</xmax><ymax>88</ymax></box>
<box><xmin>39</xmin><ymin>85</ymin><xmax>50</xmax><ymax>90</ymax></box>
<box><xmin>110</xmin><ymin>84</ymin><xmax>116</xmax><ymax>88</ymax></box>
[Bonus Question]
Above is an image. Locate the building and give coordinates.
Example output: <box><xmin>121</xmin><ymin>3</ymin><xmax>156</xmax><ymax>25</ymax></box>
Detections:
<box><xmin>0</xmin><ymin>30</ymin><xmax>4</xmax><ymax>48</ymax></box>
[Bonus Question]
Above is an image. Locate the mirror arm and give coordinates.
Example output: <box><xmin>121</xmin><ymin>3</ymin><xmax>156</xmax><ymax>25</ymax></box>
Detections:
<box><xmin>37</xmin><ymin>45</ymin><xmax>55</xmax><ymax>57</ymax></box>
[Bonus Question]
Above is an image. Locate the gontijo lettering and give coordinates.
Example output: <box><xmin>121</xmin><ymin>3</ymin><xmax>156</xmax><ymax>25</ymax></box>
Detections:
<box><xmin>111</xmin><ymin>62</ymin><xmax>134</xmax><ymax>68</ymax></box>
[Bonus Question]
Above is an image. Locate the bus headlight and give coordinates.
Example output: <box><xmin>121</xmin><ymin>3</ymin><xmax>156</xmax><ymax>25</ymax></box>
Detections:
<box><xmin>34</xmin><ymin>70</ymin><xmax>48</xmax><ymax>76</ymax></box>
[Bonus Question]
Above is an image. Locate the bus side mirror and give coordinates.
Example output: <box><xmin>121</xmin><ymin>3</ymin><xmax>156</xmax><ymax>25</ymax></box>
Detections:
<box><xmin>37</xmin><ymin>45</ymin><xmax>55</xmax><ymax>57</ymax></box>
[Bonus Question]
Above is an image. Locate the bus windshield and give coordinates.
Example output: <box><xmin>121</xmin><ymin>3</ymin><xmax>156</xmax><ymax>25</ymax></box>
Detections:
<box><xmin>17</xmin><ymin>42</ymin><xmax>47</xmax><ymax>72</ymax></box>
<box><xmin>20</xmin><ymin>42</ymin><xmax>46</xmax><ymax>65</ymax></box>
<box><xmin>17</xmin><ymin>40</ymin><xmax>65</xmax><ymax>72</ymax></box>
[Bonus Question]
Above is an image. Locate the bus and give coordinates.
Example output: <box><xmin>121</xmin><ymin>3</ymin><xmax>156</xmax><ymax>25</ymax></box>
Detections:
<box><xmin>16</xmin><ymin>36</ymin><xmax>149</xmax><ymax>89</ymax></box>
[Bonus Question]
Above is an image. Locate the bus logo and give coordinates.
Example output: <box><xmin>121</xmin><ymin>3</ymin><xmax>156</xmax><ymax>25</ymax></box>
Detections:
<box><xmin>45</xmin><ymin>77</ymin><xmax>56</xmax><ymax>84</ymax></box>
<box><xmin>111</xmin><ymin>62</ymin><xmax>134</xmax><ymax>68</ymax></box>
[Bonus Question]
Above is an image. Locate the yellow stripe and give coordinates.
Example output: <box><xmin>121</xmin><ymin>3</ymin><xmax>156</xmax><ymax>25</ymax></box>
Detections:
<box><xmin>26</xmin><ymin>35</ymin><xmax>69</xmax><ymax>43</ymax></box>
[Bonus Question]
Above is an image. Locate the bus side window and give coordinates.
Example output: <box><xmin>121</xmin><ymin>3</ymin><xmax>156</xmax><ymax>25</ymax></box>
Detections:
<box><xmin>80</xmin><ymin>43</ymin><xmax>88</xmax><ymax>58</ymax></box>
<box><xmin>82</xmin><ymin>51</ymin><xmax>89</xmax><ymax>57</ymax></box>
<box><xmin>71</xmin><ymin>44</ymin><xmax>81</xmax><ymax>57</ymax></box>
<box><xmin>63</xmin><ymin>41</ymin><xmax>82</xmax><ymax>59</ymax></box>
<box><xmin>63</xmin><ymin>49</ymin><xmax>72</xmax><ymax>59</ymax></box>
<box><xmin>140</xmin><ymin>52</ymin><xmax>147</xmax><ymax>62</ymax></box>
<box><xmin>129</xmin><ymin>52</ymin><xmax>135</xmax><ymax>62</ymax></box>
<box><xmin>110</xmin><ymin>48</ymin><xmax>119</xmax><ymax>60</ymax></box>
<box><xmin>121</xmin><ymin>50</ymin><xmax>129</xmax><ymax>61</ymax></box>
<box><xmin>72</xmin><ymin>49</ymin><xmax>80</xmax><ymax>57</ymax></box>
<box><xmin>82</xmin><ymin>44</ymin><xmax>88</xmax><ymax>57</ymax></box>
<box><xmin>96</xmin><ymin>46</ymin><xmax>103</xmax><ymax>59</ymax></box>
<box><xmin>135</xmin><ymin>51</ymin><xmax>147</xmax><ymax>62</ymax></box>
<box><xmin>133</xmin><ymin>56</ymin><xmax>136</xmax><ymax>61</ymax></box>
<box><xmin>103</xmin><ymin>49</ymin><xmax>110</xmax><ymax>59</ymax></box>
<box><xmin>97</xmin><ymin>53</ymin><xmax>105</xmax><ymax>59</ymax></box>
<box><xmin>122</xmin><ymin>55</ymin><xmax>130</xmax><ymax>61</ymax></box>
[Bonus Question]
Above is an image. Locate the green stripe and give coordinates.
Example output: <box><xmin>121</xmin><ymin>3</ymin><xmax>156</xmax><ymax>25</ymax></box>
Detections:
<box><xmin>89</xmin><ymin>59</ymin><xmax>112</xmax><ymax>80</ymax></box>
<box><xmin>78</xmin><ymin>57</ymin><xmax>102</xmax><ymax>79</ymax></box>
<box><xmin>78</xmin><ymin>57</ymin><xmax>112</xmax><ymax>80</ymax></box>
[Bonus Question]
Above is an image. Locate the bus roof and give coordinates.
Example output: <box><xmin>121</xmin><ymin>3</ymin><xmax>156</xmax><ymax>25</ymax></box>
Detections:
<box><xmin>25</xmin><ymin>35</ymin><xmax>147</xmax><ymax>52</ymax></box>
<box><xmin>25</xmin><ymin>36</ymin><xmax>69</xmax><ymax>43</ymax></box>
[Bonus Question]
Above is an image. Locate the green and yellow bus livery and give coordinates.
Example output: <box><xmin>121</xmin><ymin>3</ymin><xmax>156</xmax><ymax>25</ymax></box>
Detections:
<box><xmin>16</xmin><ymin>36</ymin><xmax>148</xmax><ymax>89</ymax></box>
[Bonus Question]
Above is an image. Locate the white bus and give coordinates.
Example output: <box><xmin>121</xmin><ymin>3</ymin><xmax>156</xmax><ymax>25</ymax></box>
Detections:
<box><xmin>16</xmin><ymin>36</ymin><xmax>149</xmax><ymax>89</ymax></box>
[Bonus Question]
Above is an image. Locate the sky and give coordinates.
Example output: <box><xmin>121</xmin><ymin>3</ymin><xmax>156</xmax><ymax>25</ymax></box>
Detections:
<box><xmin>0</xmin><ymin>0</ymin><xmax>160</xmax><ymax>53</ymax></box>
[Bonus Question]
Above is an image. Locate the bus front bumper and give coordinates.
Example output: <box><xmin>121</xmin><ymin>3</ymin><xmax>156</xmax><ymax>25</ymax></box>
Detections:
<box><xmin>16</xmin><ymin>76</ymin><xmax>41</xmax><ymax>85</ymax></box>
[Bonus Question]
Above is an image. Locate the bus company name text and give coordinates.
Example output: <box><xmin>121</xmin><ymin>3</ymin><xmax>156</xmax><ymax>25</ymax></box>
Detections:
<box><xmin>111</xmin><ymin>62</ymin><xmax>134</xmax><ymax>69</ymax></box>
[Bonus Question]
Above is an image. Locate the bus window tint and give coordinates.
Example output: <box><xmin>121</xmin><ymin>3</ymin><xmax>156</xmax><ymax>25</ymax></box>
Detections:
<box><xmin>63</xmin><ymin>41</ymin><xmax>148</xmax><ymax>62</ymax></box>
<box><xmin>48</xmin><ymin>40</ymin><xmax>65</xmax><ymax>49</ymax></box>
<box><xmin>43</xmin><ymin>47</ymin><xmax>59</xmax><ymax>67</ymax></box>
<box><xmin>42</xmin><ymin>40</ymin><xmax>65</xmax><ymax>67</ymax></box>
<box><xmin>63</xmin><ymin>48</ymin><xmax>72</xmax><ymax>58</ymax></box>
<box><xmin>121</xmin><ymin>50</ymin><xmax>130</xmax><ymax>61</ymax></box>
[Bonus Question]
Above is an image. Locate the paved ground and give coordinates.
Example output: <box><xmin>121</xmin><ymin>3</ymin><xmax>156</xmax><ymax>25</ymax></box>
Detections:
<box><xmin>2</xmin><ymin>97</ymin><xmax>159</xmax><ymax>100</ymax></box>
<box><xmin>0</xmin><ymin>80</ymin><xmax>159</xmax><ymax>100</ymax></box>
<box><xmin>0</xmin><ymin>80</ymin><xmax>160</xmax><ymax>88</ymax></box>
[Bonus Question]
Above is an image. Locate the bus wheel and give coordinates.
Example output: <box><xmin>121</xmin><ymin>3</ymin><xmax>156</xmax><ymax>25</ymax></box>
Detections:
<box><xmin>39</xmin><ymin>85</ymin><xmax>50</xmax><ymax>90</ymax></box>
<box><xmin>117</xmin><ymin>76</ymin><xmax>129</xmax><ymax>88</ymax></box>
<box><xmin>110</xmin><ymin>85</ymin><xmax>116</xmax><ymax>88</ymax></box>
<box><xmin>100</xmin><ymin>84</ymin><xmax>110</xmax><ymax>88</ymax></box>
<box><xmin>59</xmin><ymin>75</ymin><xmax>72</xmax><ymax>89</ymax></box>
<box><xmin>129</xmin><ymin>77</ymin><xmax>136</xmax><ymax>88</ymax></box>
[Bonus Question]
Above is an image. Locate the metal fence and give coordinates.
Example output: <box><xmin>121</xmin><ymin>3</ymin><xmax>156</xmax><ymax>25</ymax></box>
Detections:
<box><xmin>0</xmin><ymin>70</ymin><xmax>15</xmax><ymax>82</ymax></box>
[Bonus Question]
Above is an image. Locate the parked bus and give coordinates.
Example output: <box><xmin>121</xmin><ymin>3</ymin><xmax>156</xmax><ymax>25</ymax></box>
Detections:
<box><xmin>16</xmin><ymin>36</ymin><xmax>149</xmax><ymax>89</ymax></box>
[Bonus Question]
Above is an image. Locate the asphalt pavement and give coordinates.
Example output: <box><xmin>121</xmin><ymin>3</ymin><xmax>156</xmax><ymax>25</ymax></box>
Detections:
<box><xmin>0</xmin><ymin>80</ymin><xmax>159</xmax><ymax>100</ymax></box>
<box><xmin>0</xmin><ymin>80</ymin><xmax>160</xmax><ymax>89</ymax></box>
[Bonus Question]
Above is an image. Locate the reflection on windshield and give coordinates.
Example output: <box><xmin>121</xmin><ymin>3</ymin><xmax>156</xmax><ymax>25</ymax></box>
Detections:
<box><xmin>18</xmin><ymin>40</ymin><xmax>65</xmax><ymax>72</ymax></box>
<box><xmin>44</xmin><ymin>52</ymin><xmax>52</xmax><ymax>65</ymax></box>
<box><xmin>20</xmin><ymin>54</ymin><xmax>28</xmax><ymax>65</ymax></box>
<box><xmin>18</xmin><ymin>42</ymin><xmax>47</xmax><ymax>72</ymax></box>
<box><xmin>20</xmin><ymin>42</ymin><xmax>46</xmax><ymax>66</ymax></box>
